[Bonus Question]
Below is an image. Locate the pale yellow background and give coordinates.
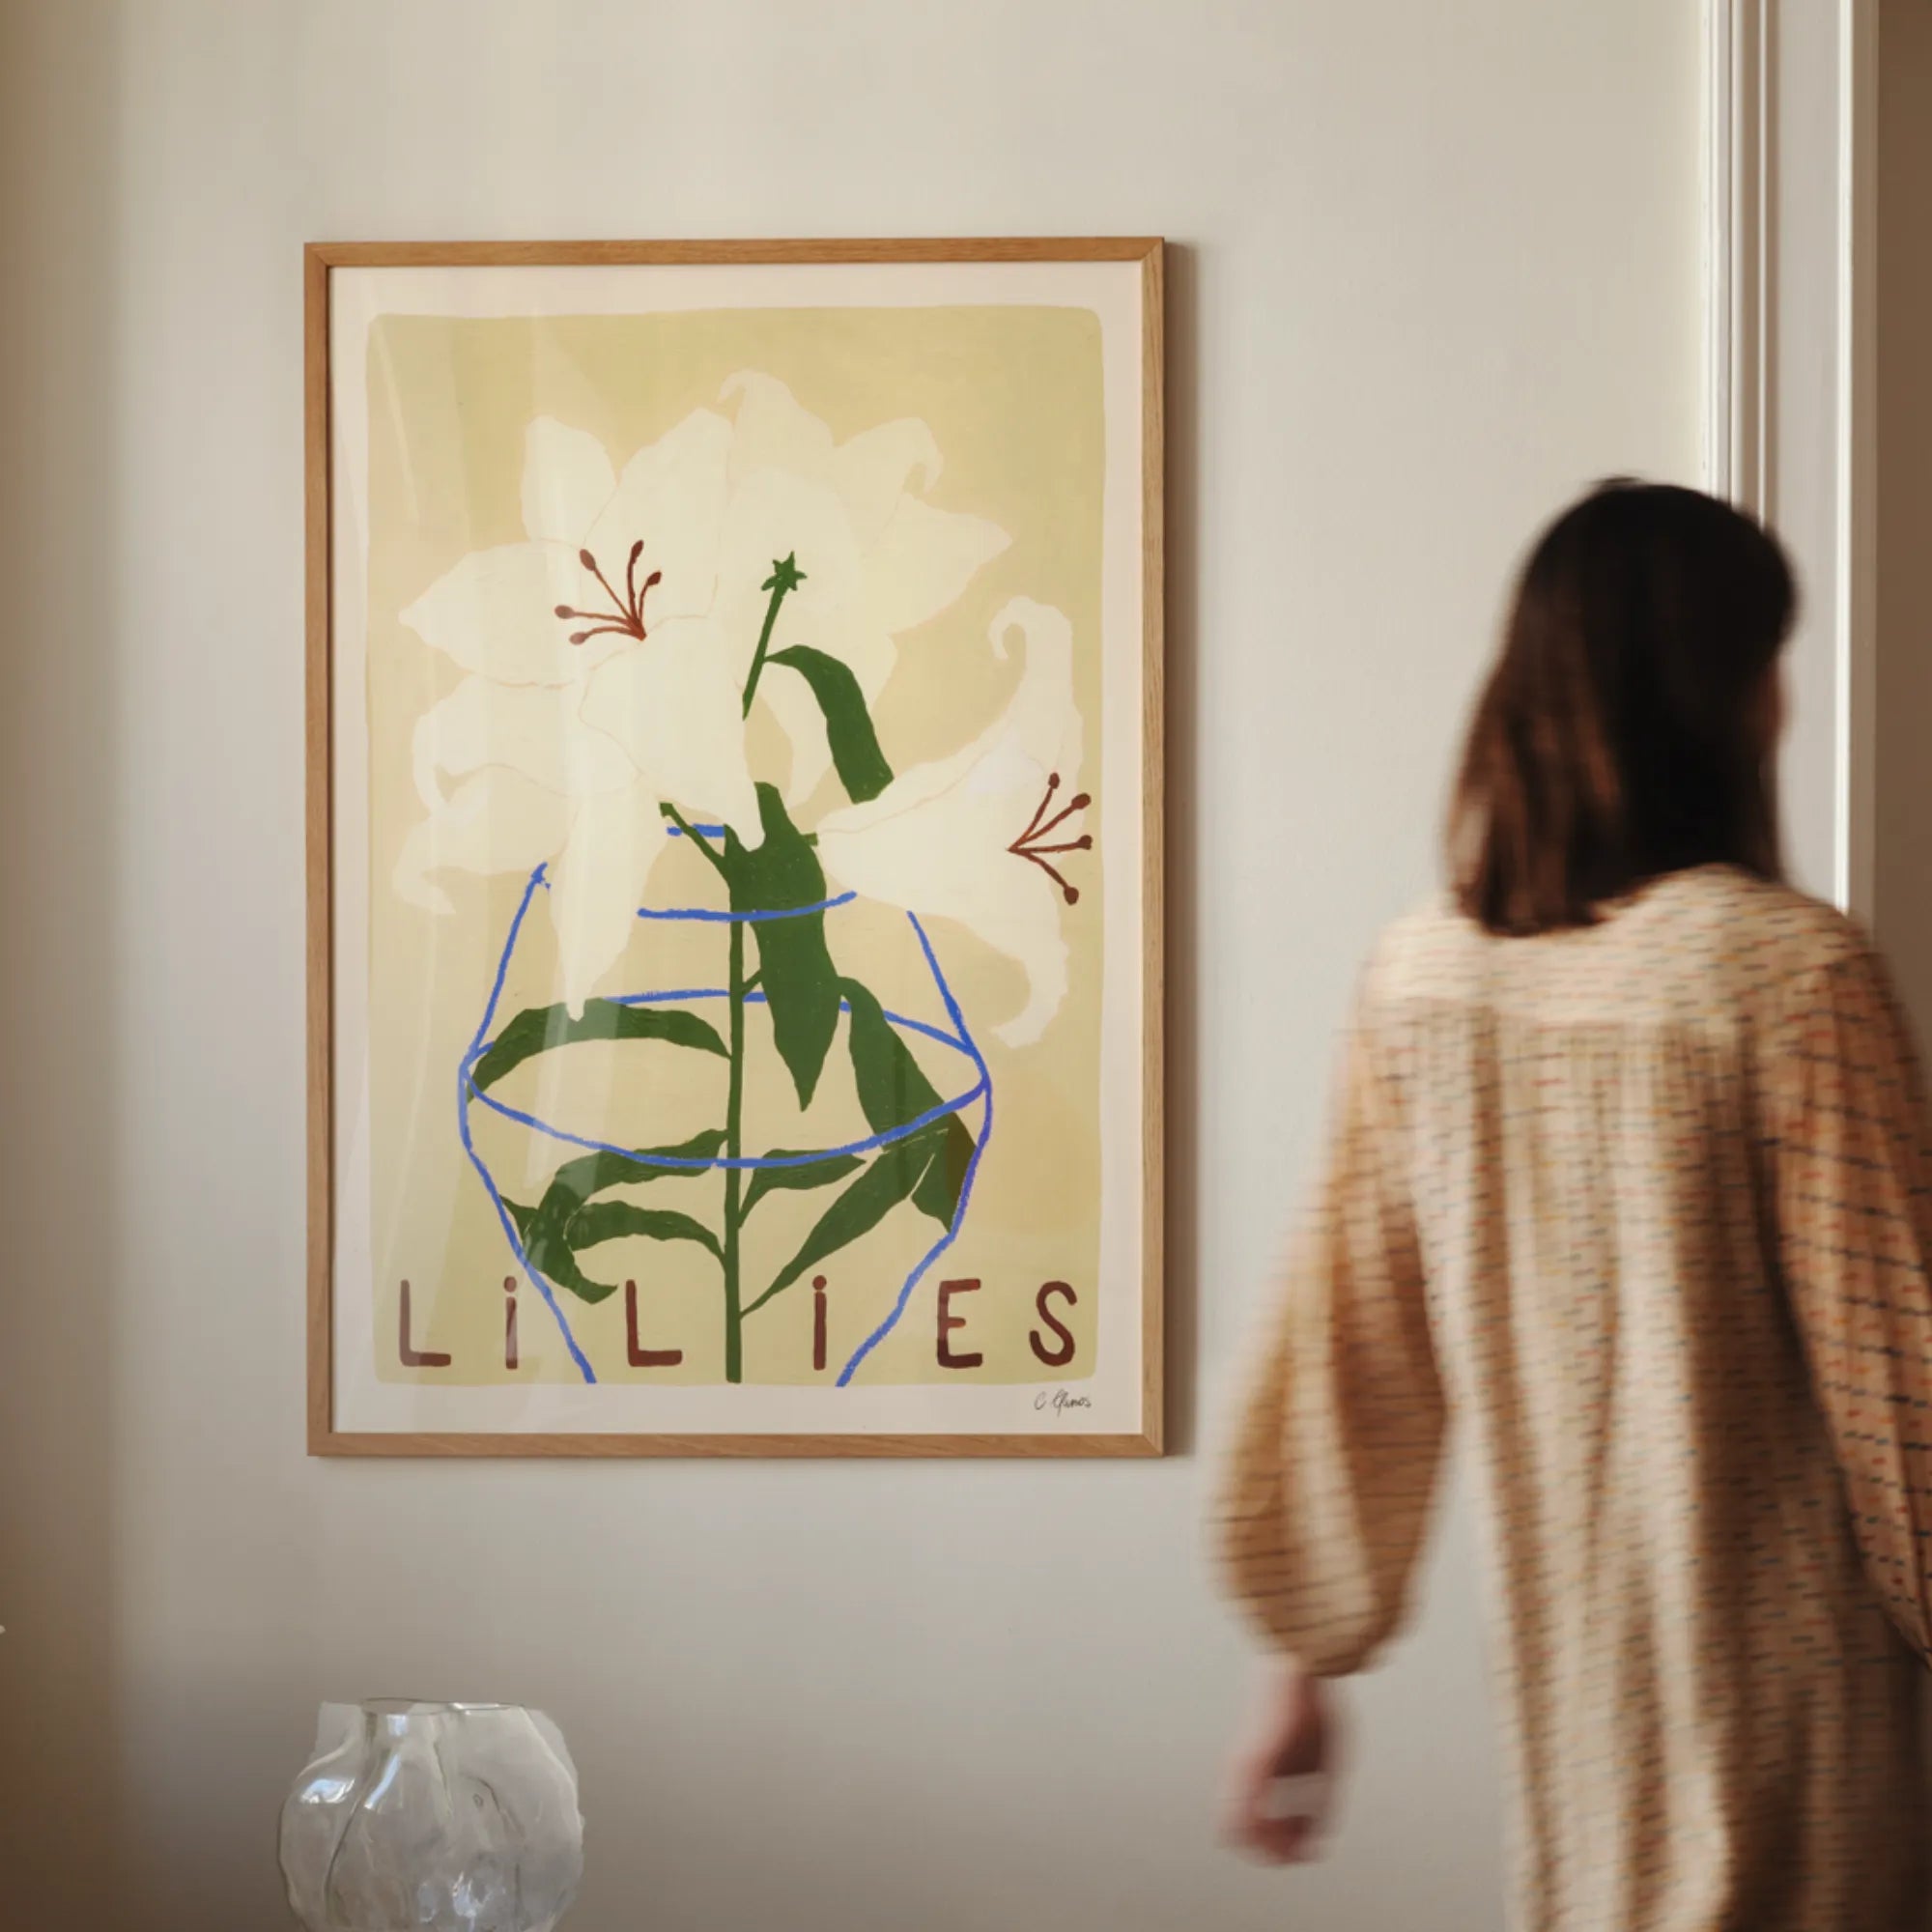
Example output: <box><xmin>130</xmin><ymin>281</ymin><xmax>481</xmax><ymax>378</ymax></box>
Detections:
<box><xmin>365</xmin><ymin>306</ymin><xmax>1107</xmax><ymax>1388</ymax></box>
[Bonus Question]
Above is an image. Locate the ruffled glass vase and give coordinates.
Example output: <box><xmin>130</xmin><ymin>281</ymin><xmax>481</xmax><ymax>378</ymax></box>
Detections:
<box><xmin>279</xmin><ymin>1701</ymin><xmax>582</xmax><ymax>1932</ymax></box>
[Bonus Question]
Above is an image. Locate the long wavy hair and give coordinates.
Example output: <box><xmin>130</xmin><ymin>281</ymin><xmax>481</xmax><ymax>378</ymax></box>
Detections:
<box><xmin>1449</xmin><ymin>480</ymin><xmax>1796</xmax><ymax>935</ymax></box>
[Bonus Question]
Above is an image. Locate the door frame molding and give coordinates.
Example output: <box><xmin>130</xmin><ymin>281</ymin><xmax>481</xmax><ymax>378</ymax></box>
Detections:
<box><xmin>1704</xmin><ymin>0</ymin><xmax>1878</xmax><ymax>913</ymax></box>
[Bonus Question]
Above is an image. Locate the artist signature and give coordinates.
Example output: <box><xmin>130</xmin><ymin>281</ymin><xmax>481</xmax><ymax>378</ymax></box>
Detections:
<box><xmin>1035</xmin><ymin>1388</ymin><xmax>1093</xmax><ymax>1415</ymax></box>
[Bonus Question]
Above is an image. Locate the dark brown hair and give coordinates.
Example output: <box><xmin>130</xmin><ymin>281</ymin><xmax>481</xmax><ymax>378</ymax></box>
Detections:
<box><xmin>1449</xmin><ymin>480</ymin><xmax>1796</xmax><ymax>935</ymax></box>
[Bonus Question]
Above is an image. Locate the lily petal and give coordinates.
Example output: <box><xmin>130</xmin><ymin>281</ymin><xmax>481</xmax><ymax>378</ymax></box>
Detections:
<box><xmin>818</xmin><ymin>764</ymin><xmax>1073</xmax><ymax>1049</ymax></box>
<box><xmin>758</xmin><ymin>665</ymin><xmax>836</xmax><ymax>810</ymax></box>
<box><xmin>711</xmin><ymin>467</ymin><xmax>881</xmax><ymax>805</ymax></box>
<box><xmin>401</xmin><ymin>542</ymin><xmax>625</xmax><ymax>687</ymax></box>
<box><xmin>412</xmin><ymin>674</ymin><xmax>639</xmax><ymax>810</ymax></box>
<box><xmin>863</xmin><ymin>495</ymin><xmax>1011</xmax><ymax>637</ymax></box>
<box><xmin>577</xmin><ymin>616</ymin><xmax>762</xmax><ymax>841</ymax></box>
<box><xmin>826</xmin><ymin>598</ymin><xmax>1081</xmax><ymax>834</ymax></box>
<box><xmin>720</xmin><ymin>371</ymin><xmax>835</xmax><ymax>483</ymax></box>
<box><xmin>581</xmin><ymin>409</ymin><xmax>732</xmax><ymax>625</ymax></box>
<box><xmin>521</xmin><ymin>417</ymin><xmax>617</xmax><ymax>546</ymax></box>
<box><xmin>827</xmin><ymin>417</ymin><xmax>942</xmax><ymax>545</ymax></box>
<box><xmin>393</xmin><ymin>767</ymin><xmax>571</xmax><ymax>916</ymax></box>
<box><xmin>992</xmin><ymin>596</ymin><xmax>1081</xmax><ymax>775</ymax></box>
<box><xmin>716</xmin><ymin>468</ymin><xmax>867</xmax><ymax>650</ymax></box>
<box><xmin>817</xmin><ymin>600</ymin><xmax>1086</xmax><ymax>1046</ymax></box>
<box><xmin>547</xmin><ymin>778</ymin><xmax>668</xmax><ymax>1016</ymax></box>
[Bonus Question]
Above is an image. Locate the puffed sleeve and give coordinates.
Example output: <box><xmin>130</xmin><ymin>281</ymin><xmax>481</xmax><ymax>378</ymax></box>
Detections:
<box><xmin>1767</xmin><ymin>939</ymin><xmax>1932</xmax><ymax>1665</ymax></box>
<box><xmin>1215</xmin><ymin>1004</ymin><xmax>1448</xmax><ymax>1675</ymax></box>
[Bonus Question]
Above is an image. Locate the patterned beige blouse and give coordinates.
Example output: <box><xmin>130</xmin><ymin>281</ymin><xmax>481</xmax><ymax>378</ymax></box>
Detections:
<box><xmin>1219</xmin><ymin>866</ymin><xmax>1932</xmax><ymax>1931</ymax></box>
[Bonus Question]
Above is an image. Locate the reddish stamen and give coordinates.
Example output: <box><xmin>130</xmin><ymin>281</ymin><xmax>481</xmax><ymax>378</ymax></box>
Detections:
<box><xmin>1008</xmin><ymin>775</ymin><xmax>1092</xmax><ymax>905</ymax></box>
<box><xmin>1015</xmin><ymin>772</ymin><xmax>1063</xmax><ymax>844</ymax></box>
<box><xmin>554</xmin><ymin>539</ymin><xmax>659</xmax><ymax>646</ymax></box>
<box><xmin>1030</xmin><ymin>857</ymin><xmax>1080</xmax><ymax>904</ymax></box>
<box><xmin>578</xmin><ymin>547</ymin><xmax>625</xmax><ymax>609</ymax></box>
<box><xmin>1028</xmin><ymin>793</ymin><xmax>1092</xmax><ymax>844</ymax></box>
<box><xmin>624</xmin><ymin>540</ymin><xmax>645</xmax><ymax>623</ymax></box>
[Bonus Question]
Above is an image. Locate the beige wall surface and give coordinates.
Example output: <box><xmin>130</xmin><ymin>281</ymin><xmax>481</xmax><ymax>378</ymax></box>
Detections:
<box><xmin>0</xmin><ymin>2</ymin><xmax>1703</xmax><ymax>1926</ymax></box>
<box><xmin>1876</xmin><ymin>0</ymin><xmax>1932</xmax><ymax>1032</ymax></box>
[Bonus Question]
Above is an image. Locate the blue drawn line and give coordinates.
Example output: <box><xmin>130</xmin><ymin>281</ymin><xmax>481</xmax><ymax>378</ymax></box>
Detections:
<box><xmin>665</xmin><ymin>822</ymin><xmax>726</xmax><ymax>838</ymax></box>
<box><xmin>472</xmin><ymin>1080</ymin><xmax>986</xmax><ymax>1173</ymax></box>
<box><xmin>533</xmin><ymin>867</ymin><xmax>854</xmax><ymax>926</ymax></box>
<box><xmin>469</xmin><ymin>986</ymin><xmax>985</xmax><ymax>1169</ymax></box>
<box><xmin>459</xmin><ymin>866</ymin><xmax>991</xmax><ymax>1391</ymax></box>
<box><xmin>456</xmin><ymin>863</ymin><xmax>597</xmax><ymax>1384</ymax></box>
<box><xmin>836</xmin><ymin>912</ymin><xmax>995</xmax><ymax>1386</ymax></box>
<box><xmin>636</xmin><ymin>893</ymin><xmax>855</xmax><ymax>925</ymax></box>
<box><xmin>607</xmin><ymin>986</ymin><xmax>967</xmax><ymax>1053</ymax></box>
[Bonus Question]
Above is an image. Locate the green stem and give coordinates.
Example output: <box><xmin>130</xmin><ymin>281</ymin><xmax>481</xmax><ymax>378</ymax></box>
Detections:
<box><xmin>741</xmin><ymin>556</ymin><xmax>804</xmax><ymax>719</ymax></box>
<box><xmin>722</xmin><ymin>916</ymin><xmax>747</xmax><ymax>1383</ymax></box>
<box><xmin>660</xmin><ymin>803</ymin><xmax>729</xmax><ymax>880</ymax></box>
<box><xmin>714</xmin><ymin>554</ymin><xmax>807</xmax><ymax>1378</ymax></box>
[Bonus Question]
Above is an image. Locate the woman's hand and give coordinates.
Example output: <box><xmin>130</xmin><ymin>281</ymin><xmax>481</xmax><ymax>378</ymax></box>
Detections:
<box><xmin>1223</xmin><ymin>1660</ymin><xmax>1338</xmax><ymax>1864</ymax></box>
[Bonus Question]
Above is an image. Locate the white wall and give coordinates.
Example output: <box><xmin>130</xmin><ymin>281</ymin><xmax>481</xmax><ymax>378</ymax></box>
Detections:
<box><xmin>0</xmin><ymin>3</ymin><xmax>1705</xmax><ymax>1926</ymax></box>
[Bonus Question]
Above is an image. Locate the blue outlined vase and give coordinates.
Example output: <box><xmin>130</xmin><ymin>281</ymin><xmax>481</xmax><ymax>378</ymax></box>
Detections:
<box><xmin>458</xmin><ymin>864</ymin><xmax>992</xmax><ymax>1389</ymax></box>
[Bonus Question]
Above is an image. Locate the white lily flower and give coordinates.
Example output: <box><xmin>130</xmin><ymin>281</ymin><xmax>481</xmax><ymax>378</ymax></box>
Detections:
<box><xmin>815</xmin><ymin>598</ymin><xmax>1090</xmax><ymax>1048</ymax></box>
<box><xmin>394</xmin><ymin>375</ymin><xmax>1012</xmax><ymax>1011</ymax></box>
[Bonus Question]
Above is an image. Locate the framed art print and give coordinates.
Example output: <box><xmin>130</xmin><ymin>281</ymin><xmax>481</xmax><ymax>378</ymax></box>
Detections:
<box><xmin>307</xmin><ymin>239</ymin><xmax>1164</xmax><ymax>1455</ymax></box>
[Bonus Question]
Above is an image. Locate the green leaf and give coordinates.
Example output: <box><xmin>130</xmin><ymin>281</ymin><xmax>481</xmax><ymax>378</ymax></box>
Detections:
<box><xmin>740</xmin><ymin>1149</ymin><xmax>865</xmax><ymax>1219</ymax></box>
<box><xmin>750</xmin><ymin>1131</ymin><xmax>939</xmax><ymax>1313</ymax></box>
<box><xmin>723</xmin><ymin>784</ymin><xmax>841</xmax><ymax>1108</ymax></box>
<box><xmin>768</xmin><ymin>646</ymin><xmax>895</xmax><ymax>804</ymax></box>
<box><xmin>523</xmin><ymin>1214</ymin><xmax>622</xmax><ymax>1305</ymax></box>
<box><xmin>841</xmin><ymin>979</ymin><xmax>977</xmax><ymax>1227</ymax></box>
<box><xmin>911</xmin><ymin>1114</ymin><xmax>975</xmax><ymax>1227</ymax></box>
<box><xmin>522</xmin><ymin>1128</ymin><xmax>726</xmax><ymax>1304</ymax></box>
<box><xmin>471</xmin><ymin>1000</ymin><xmax>726</xmax><ymax>1094</ymax></box>
<box><xmin>542</xmin><ymin>1129</ymin><xmax>725</xmax><ymax>1211</ymax></box>
<box><xmin>567</xmin><ymin>1201</ymin><xmax>723</xmax><ymax>1263</ymax></box>
<box><xmin>842</xmin><ymin>979</ymin><xmax>946</xmax><ymax>1125</ymax></box>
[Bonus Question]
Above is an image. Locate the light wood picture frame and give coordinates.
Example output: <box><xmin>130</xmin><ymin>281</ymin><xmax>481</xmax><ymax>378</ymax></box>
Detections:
<box><xmin>307</xmin><ymin>239</ymin><xmax>1164</xmax><ymax>1456</ymax></box>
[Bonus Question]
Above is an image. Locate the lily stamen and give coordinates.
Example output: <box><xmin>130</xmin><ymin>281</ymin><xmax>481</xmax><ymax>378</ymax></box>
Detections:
<box><xmin>1014</xmin><ymin>772</ymin><xmax>1064</xmax><ymax>845</ymax></box>
<box><xmin>554</xmin><ymin>539</ymin><xmax>663</xmax><ymax>645</ymax></box>
<box><xmin>1009</xmin><ymin>772</ymin><xmax>1093</xmax><ymax>905</ymax></box>
<box><xmin>1027</xmin><ymin>794</ymin><xmax>1092</xmax><ymax>845</ymax></box>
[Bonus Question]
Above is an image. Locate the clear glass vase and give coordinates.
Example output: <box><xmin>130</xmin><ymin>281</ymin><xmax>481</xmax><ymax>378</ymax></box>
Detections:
<box><xmin>279</xmin><ymin>1701</ymin><xmax>583</xmax><ymax>1932</ymax></box>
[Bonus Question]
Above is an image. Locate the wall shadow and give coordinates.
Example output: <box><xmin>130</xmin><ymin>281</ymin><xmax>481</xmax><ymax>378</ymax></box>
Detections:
<box><xmin>1875</xmin><ymin>0</ymin><xmax>1932</xmax><ymax>1018</ymax></box>
<box><xmin>0</xmin><ymin>1</ymin><xmax>126</xmax><ymax>1921</ymax></box>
